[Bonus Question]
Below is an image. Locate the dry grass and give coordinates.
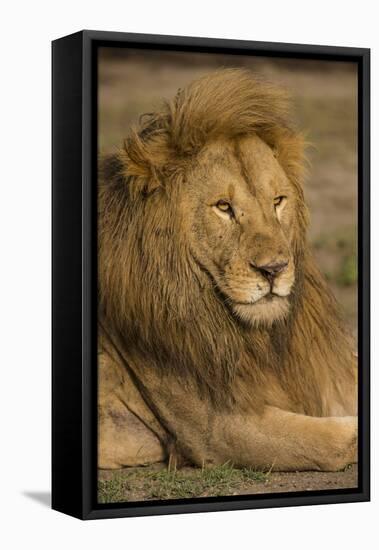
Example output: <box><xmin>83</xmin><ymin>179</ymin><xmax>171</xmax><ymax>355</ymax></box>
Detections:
<box><xmin>98</xmin><ymin>463</ymin><xmax>270</xmax><ymax>503</ymax></box>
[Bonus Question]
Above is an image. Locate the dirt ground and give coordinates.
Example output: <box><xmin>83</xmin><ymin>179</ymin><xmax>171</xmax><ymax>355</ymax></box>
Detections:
<box><xmin>98</xmin><ymin>51</ymin><xmax>358</xmax><ymax>503</ymax></box>
<box><xmin>98</xmin><ymin>463</ymin><xmax>358</xmax><ymax>503</ymax></box>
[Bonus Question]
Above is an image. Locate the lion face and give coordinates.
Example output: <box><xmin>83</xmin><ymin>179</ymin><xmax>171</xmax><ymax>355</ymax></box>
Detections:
<box><xmin>183</xmin><ymin>134</ymin><xmax>297</xmax><ymax>326</ymax></box>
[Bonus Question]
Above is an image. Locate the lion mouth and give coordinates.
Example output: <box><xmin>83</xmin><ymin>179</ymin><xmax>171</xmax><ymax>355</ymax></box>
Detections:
<box><xmin>233</xmin><ymin>292</ymin><xmax>283</xmax><ymax>306</ymax></box>
<box><xmin>231</xmin><ymin>293</ymin><xmax>291</xmax><ymax>326</ymax></box>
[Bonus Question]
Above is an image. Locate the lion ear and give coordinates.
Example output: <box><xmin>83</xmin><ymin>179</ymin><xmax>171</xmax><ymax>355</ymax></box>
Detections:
<box><xmin>262</xmin><ymin>127</ymin><xmax>306</xmax><ymax>183</ymax></box>
<box><xmin>119</xmin><ymin>129</ymin><xmax>171</xmax><ymax>195</ymax></box>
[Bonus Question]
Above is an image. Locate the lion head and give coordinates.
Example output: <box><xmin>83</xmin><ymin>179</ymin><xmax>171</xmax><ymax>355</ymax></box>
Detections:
<box><xmin>180</xmin><ymin>134</ymin><xmax>300</xmax><ymax>327</ymax></box>
<box><xmin>99</xmin><ymin>69</ymin><xmax>354</xmax><ymax>411</ymax></box>
<box><xmin>100</xmin><ymin>69</ymin><xmax>307</xmax><ymax>327</ymax></box>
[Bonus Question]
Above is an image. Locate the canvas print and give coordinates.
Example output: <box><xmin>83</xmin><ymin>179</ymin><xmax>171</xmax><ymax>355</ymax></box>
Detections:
<box><xmin>97</xmin><ymin>48</ymin><xmax>358</xmax><ymax>504</ymax></box>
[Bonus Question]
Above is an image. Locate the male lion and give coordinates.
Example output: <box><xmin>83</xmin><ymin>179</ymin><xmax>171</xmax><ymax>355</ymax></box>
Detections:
<box><xmin>98</xmin><ymin>69</ymin><xmax>357</xmax><ymax>473</ymax></box>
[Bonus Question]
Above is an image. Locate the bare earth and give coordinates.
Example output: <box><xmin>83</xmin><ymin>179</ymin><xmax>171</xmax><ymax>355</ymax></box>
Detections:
<box><xmin>235</xmin><ymin>465</ymin><xmax>358</xmax><ymax>495</ymax></box>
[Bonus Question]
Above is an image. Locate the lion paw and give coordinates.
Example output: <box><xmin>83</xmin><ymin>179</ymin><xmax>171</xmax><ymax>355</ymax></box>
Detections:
<box><xmin>320</xmin><ymin>416</ymin><xmax>358</xmax><ymax>472</ymax></box>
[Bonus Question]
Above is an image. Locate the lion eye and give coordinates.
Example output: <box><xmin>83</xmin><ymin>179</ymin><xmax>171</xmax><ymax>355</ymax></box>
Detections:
<box><xmin>274</xmin><ymin>196</ymin><xmax>286</xmax><ymax>208</ymax></box>
<box><xmin>216</xmin><ymin>200</ymin><xmax>234</xmax><ymax>216</ymax></box>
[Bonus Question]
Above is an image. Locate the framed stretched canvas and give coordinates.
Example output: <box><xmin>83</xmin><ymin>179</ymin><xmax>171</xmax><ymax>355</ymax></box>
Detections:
<box><xmin>52</xmin><ymin>30</ymin><xmax>370</xmax><ymax>520</ymax></box>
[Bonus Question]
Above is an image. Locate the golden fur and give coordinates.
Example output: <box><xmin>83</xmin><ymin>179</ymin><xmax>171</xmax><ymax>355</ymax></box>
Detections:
<box><xmin>98</xmin><ymin>69</ymin><xmax>357</xmax><ymax>471</ymax></box>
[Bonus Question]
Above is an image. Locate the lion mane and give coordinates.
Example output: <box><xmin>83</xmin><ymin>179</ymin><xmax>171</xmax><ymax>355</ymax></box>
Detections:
<box><xmin>99</xmin><ymin>69</ymin><xmax>356</xmax><ymax>417</ymax></box>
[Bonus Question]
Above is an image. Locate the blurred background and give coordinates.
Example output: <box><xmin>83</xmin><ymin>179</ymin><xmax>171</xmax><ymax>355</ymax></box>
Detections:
<box><xmin>98</xmin><ymin>48</ymin><xmax>358</xmax><ymax>336</ymax></box>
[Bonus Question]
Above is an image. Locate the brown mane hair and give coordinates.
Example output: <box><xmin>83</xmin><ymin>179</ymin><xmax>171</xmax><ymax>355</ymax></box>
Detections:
<box><xmin>99</xmin><ymin>69</ymin><xmax>356</xmax><ymax>415</ymax></box>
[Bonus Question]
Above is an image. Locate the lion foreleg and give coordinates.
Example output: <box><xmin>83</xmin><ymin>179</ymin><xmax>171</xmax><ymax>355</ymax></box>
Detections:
<box><xmin>138</xmin><ymin>376</ymin><xmax>357</xmax><ymax>472</ymax></box>
<box><xmin>205</xmin><ymin>407</ymin><xmax>358</xmax><ymax>472</ymax></box>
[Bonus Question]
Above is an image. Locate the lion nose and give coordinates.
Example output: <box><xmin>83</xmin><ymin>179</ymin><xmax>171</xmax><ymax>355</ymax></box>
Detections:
<box><xmin>251</xmin><ymin>260</ymin><xmax>289</xmax><ymax>281</ymax></box>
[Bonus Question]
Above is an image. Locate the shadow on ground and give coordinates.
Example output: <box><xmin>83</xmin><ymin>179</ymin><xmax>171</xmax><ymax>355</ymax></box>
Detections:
<box><xmin>23</xmin><ymin>491</ymin><xmax>51</xmax><ymax>507</ymax></box>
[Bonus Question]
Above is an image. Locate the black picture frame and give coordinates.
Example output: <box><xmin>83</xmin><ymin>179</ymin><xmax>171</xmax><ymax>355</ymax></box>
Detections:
<box><xmin>52</xmin><ymin>30</ymin><xmax>370</xmax><ymax>520</ymax></box>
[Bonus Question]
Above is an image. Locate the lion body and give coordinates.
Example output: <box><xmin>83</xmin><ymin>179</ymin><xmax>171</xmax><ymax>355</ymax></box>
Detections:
<box><xmin>98</xmin><ymin>69</ymin><xmax>357</xmax><ymax>471</ymax></box>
